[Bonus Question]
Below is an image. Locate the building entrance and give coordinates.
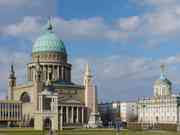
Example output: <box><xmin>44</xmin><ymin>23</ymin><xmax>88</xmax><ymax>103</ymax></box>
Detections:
<box><xmin>43</xmin><ymin>118</ymin><xmax>52</xmax><ymax>130</ymax></box>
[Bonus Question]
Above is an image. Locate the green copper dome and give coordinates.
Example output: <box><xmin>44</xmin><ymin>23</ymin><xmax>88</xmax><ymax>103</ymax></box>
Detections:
<box><xmin>155</xmin><ymin>64</ymin><xmax>172</xmax><ymax>86</ymax></box>
<box><xmin>32</xmin><ymin>22</ymin><xmax>66</xmax><ymax>54</ymax></box>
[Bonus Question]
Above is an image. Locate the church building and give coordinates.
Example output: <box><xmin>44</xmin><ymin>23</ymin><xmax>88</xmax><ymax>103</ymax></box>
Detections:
<box><xmin>4</xmin><ymin>19</ymin><xmax>101</xmax><ymax>130</ymax></box>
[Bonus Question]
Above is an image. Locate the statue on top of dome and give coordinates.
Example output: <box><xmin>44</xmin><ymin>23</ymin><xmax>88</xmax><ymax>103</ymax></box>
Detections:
<box><xmin>160</xmin><ymin>64</ymin><xmax>166</xmax><ymax>80</ymax></box>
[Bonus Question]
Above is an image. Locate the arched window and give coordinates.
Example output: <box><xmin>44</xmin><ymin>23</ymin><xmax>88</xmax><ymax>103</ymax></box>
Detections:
<box><xmin>20</xmin><ymin>92</ymin><xmax>31</xmax><ymax>103</ymax></box>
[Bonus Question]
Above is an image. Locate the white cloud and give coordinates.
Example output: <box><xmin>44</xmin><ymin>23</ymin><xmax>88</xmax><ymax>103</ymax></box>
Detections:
<box><xmin>1</xmin><ymin>16</ymin><xmax>131</xmax><ymax>41</ymax></box>
<box><xmin>1</xmin><ymin>0</ymin><xmax>180</xmax><ymax>47</ymax></box>
<box><xmin>71</xmin><ymin>54</ymin><xmax>180</xmax><ymax>101</ymax></box>
<box><xmin>2</xmin><ymin>16</ymin><xmax>41</xmax><ymax>39</ymax></box>
<box><xmin>117</xmin><ymin>16</ymin><xmax>140</xmax><ymax>32</ymax></box>
<box><xmin>140</xmin><ymin>0</ymin><xmax>180</xmax><ymax>7</ymax></box>
<box><xmin>143</xmin><ymin>11</ymin><xmax>180</xmax><ymax>36</ymax></box>
<box><xmin>2</xmin><ymin>8</ymin><xmax>180</xmax><ymax>45</ymax></box>
<box><xmin>0</xmin><ymin>0</ymin><xmax>32</xmax><ymax>7</ymax></box>
<box><xmin>54</xmin><ymin>17</ymin><xmax>109</xmax><ymax>40</ymax></box>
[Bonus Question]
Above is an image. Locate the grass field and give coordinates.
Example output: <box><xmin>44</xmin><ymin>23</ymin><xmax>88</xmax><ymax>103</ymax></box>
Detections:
<box><xmin>1</xmin><ymin>128</ymin><xmax>180</xmax><ymax>135</ymax></box>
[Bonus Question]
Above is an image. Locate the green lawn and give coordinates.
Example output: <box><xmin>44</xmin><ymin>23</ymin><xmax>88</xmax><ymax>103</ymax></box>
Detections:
<box><xmin>1</xmin><ymin>128</ymin><xmax>180</xmax><ymax>135</ymax></box>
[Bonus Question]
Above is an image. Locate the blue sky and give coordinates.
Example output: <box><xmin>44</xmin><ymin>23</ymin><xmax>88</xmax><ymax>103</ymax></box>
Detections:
<box><xmin>1</xmin><ymin>0</ymin><xmax>180</xmax><ymax>101</ymax></box>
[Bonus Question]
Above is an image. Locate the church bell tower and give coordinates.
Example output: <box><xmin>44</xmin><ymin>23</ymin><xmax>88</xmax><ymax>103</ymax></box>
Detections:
<box><xmin>84</xmin><ymin>64</ymin><xmax>97</xmax><ymax>113</ymax></box>
<box><xmin>8</xmin><ymin>64</ymin><xmax>16</xmax><ymax>100</ymax></box>
<box><xmin>84</xmin><ymin>64</ymin><xmax>102</xmax><ymax>128</ymax></box>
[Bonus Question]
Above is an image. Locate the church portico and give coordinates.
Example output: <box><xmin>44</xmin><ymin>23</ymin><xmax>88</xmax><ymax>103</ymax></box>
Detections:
<box><xmin>58</xmin><ymin>104</ymin><xmax>86</xmax><ymax>126</ymax></box>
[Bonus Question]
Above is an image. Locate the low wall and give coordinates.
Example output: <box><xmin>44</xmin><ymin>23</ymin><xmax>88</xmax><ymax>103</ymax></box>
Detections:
<box><xmin>127</xmin><ymin>122</ymin><xmax>177</xmax><ymax>131</ymax></box>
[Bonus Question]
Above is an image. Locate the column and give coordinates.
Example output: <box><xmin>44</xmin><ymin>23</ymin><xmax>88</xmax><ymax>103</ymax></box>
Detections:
<box><xmin>43</xmin><ymin>65</ymin><xmax>46</xmax><ymax>80</ymax></box>
<box><xmin>4</xmin><ymin>103</ymin><xmax>7</xmax><ymax>120</ymax></box>
<box><xmin>177</xmin><ymin>105</ymin><xmax>179</xmax><ymax>124</ymax></box>
<box><xmin>1</xmin><ymin>104</ymin><xmax>2</xmax><ymax>120</ymax></box>
<box><xmin>42</xmin><ymin>66</ymin><xmax>44</xmax><ymax>80</ymax></box>
<box><xmin>29</xmin><ymin>67</ymin><xmax>32</xmax><ymax>81</ymax></box>
<box><xmin>71</xmin><ymin>106</ymin><xmax>74</xmax><ymax>123</ymax></box>
<box><xmin>27</xmin><ymin>67</ymin><xmax>30</xmax><ymax>81</ymax></box>
<box><xmin>57</xmin><ymin>66</ymin><xmax>59</xmax><ymax>80</ymax></box>
<box><xmin>15</xmin><ymin>104</ymin><xmax>18</xmax><ymax>121</ymax></box>
<box><xmin>14</xmin><ymin>104</ymin><xmax>17</xmax><ymax>121</ymax></box>
<box><xmin>59</xmin><ymin>66</ymin><xmax>61</xmax><ymax>80</ymax></box>
<box><xmin>82</xmin><ymin>107</ymin><xmax>84</xmax><ymax>124</ymax></box>
<box><xmin>68</xmin><ymin>68</ymin><xmax>71</xmax><ymax>81</ymax></box>
<box><xmin>66</xmin><ymin>106</ymin><xmax>69</xmax><ymax>124</ymax></box>
<box><xmin>0</xmin><ymin>104</ymin><xmax>1</xmax><ymax>120</ymax></box>
<box><xmin>14</xmin><ymin>104</ymin><xmax>16</xmax><ymax>120</ymax></box>
<box><xmin>52</xmin><ymin>65</ymin><xmax>54</xmax><ymax>80</ymax></box>
<box><xmin>6</xmin><ymin>104</ymin><xmax>7</xmax><ymax>120</ymax></box>
<box><xmin>2</xmin><ymin>104</ymin><xmax>4</xmax><ymax>120</ymax></box>
<box><xmin>2</xmin><ymin>104</ymin><xmax>3</xmax><ymax>120</ymax></box>
<box><xmin>61</xmin><ymin>66</ymin><xmax>64</xmax><ymax>80</ymax></box>
<box><xmin>47</xmin><ymin>65</ymin><xmax>50</xmax><ymax>80</ymax></box>
<box><xmin>1</xmin><ymin>104</ymin><xmax>3</xmax><ymax>120</ymax></box>
<box><xmin>76</xmin><ymin>107</ymin><xmax>79</xmax><ymax>123</ymax></box>
<box><xmin>60</xmin><ymin>106</ymin><xmax>63</xmax><ymax>130</ymax></box>
<box><xmin>33</xmin><ymin>67</ymin><xmax>35</xmax><ymax>81</ymax></box>
<box><xmin>65</xmin><ymin>68</ymin><xmax>67</xmax><ymax>81</ymax></box>
<box><xmin>12</xmin><ymin>104</ymin><xmax>14</xmax><ymax>120</ymax></box>
<box><xmin>32</xmin><ymin>67</ymin><xmax>34</xmax><ymax>81</ymax></box>
<box><xmin>7</xmin><ymin>104</ymin><xmax>9</xmax><ymax>120</ymax></box>
<box><xmin>39</xmin><ymin>96</ymin><xmax>42</xmax><ymax>112</ymax></box>
<box><xmin>4</xmin><ymin>104</ymin><xmax>5</xmax><ymax>120</ymax></box>
<box><xmin>53</xmin><ymin>65</ymin><xmax>56</xmax><ymax>80</ymax></box>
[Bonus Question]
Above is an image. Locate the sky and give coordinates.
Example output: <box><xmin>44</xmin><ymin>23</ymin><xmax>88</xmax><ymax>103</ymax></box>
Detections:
<box><xmin>1</xmin><ymin>0</ymin><xmax>180</xmax><ymax>102</ymax></box>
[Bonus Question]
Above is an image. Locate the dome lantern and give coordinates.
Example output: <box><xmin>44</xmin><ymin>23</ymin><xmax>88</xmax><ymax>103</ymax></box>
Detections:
<box><xmin>154</xmin><ymin>64</ymin><xmax>172</xmax><ymax>97</ymax></box>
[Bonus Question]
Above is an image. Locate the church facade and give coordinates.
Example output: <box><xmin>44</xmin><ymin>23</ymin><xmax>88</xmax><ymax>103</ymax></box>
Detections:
<box><xmin>6</xmin><ymin>20</ymin><xmax>101</xmax><ymax>130</ymax></box>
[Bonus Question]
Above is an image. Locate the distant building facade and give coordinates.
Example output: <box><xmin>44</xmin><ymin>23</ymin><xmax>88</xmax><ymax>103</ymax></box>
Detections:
<box><xmin>112</xmin><ymin>101</ymin><xmax>138</xmax><ymax>122</ymax></box>
<box><xmin>99</xmin><ymin>102</ymin><xmax>114</xmax><ymax>126</ymax></box>
<box><xmin>138</xmin><ymin>65</ymin><xmax>180</xmax><ymax>125</ymax></box>
<box><xmin>119</xmin><ymin>102</ymin><xmax>138</xmax><ymax>122</ymax></box>
<box><xmin>99</xmin><ymin>101</ymin><xmax>138</xmax><ymax>126</ymax></box>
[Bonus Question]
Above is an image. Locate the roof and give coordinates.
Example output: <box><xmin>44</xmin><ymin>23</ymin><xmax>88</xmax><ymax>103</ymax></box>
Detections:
<box><xmin>155</xmin><ymin>78</ymin><xmax>171</xmax><ymax>85</ymax></box>
<box><xmin>52</xmin><ymin>80</ymin><xmax>84</xmax><ymax>89</ymax></box>
<box><xmin>155</xmin><ymin>65</ymin><xmax>172</xmax><ymax>86</ymax></box>
<box><xmin>32</xmin><ymin>21</ymin><xmax>66</xmax><ymax>54</ymax></box>
<box><xmin>32</xmin><ymin>31</ymin><xmax>66</xmax><ymax>53</ymax></box>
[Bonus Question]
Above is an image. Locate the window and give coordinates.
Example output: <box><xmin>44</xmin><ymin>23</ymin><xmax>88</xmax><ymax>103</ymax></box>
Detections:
<box><xmin>20</xmin><ymin>92</ymin><xmax>31</xmax><ymax>103</ymax></box>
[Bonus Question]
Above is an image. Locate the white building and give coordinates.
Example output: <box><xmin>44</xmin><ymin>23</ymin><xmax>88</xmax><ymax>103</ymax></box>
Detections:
<box><xmin>112</xmin><ymin>101</ymin><xmax>138</xmax><ymax>122</ymax></box>
<box><xmin>138</xmin><ymin>65</ymin><xmax>180</xmax><ymax>124</ymax></box>
<box><xmin>120</xmin><ymin>102</ymin><xmax>138</xmax><ymax>122</ymax></box>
